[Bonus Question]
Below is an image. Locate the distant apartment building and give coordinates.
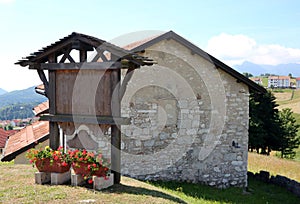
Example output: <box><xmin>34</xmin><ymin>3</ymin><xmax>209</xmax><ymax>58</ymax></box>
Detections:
<box><xmin>296</xmin><ymin>77</ymin><xmax>300</xmax><ymax>89</ymax></box>
<box><xmin>268</xmin><ymin>76</ymin><xmax>290</xmax><ymax>88</ymax></box>
<box><xmin>250</xmin><ymin>77</ymin><xmax>263</xmax><ymax>86</ymax></box>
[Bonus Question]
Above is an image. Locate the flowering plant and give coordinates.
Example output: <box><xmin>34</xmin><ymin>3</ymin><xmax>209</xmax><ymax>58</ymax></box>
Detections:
<box><xmin>26</xmin><ymin>146</ymin><xmax>71</xmax><ymax>168</ymax></box>
<box><xmin>68</xmin><ymin>149</ymin><xmax>110</xmax><ymax>184</ymax></box>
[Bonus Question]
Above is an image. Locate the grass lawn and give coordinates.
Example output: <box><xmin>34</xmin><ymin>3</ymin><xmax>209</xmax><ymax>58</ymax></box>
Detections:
<box><xmin>248</xmin><ymin>152</ymin><xmax>300</xmax><ymax>182</ymax></box>
<box><xmin>0</xmin><ymin>162</ymin><xmax>299</xmax><ymax>204</ymax></box>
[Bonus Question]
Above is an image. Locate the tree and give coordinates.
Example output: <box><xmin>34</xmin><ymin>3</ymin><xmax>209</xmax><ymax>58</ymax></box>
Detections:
<box><xmin>243</xmin><ymin>72</ymin><xmax>253</xmax><ymax>78</ymax></box>
<box><xmin>278</xmin><ymin>108</ymin><xmax>300</xmax><ymax>159</ymax></box>
<box><xmin>249</xmin><ymin>91</ymin><xmax>282</xmax><ymax>154</ymax></box>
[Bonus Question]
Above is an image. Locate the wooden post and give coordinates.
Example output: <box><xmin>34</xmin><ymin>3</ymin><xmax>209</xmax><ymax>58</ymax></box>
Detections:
<box><xmin>48</xmin><ymin>54</ymin><xmax>59</xmax><ymax>150</ymax></box>
<box><xmin>79</xmin><ymin>50</ymin><xmax>87</xmax><ymax>62</ymax></box>
<box><xmin>111</xmin><ymin>68</ymin><xmax>121</xmax><ymax>184</ymax></box>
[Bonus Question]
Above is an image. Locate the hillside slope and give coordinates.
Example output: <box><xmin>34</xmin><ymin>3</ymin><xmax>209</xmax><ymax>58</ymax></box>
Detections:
<box><xmin>0</xmin><ymin>86</ymin><xmax>46</xmax><ymax>109</ymax></box>
<box><xmin>275</xmin><ymin>89</ymin><xmax>300</xmax><ymax>114</ymax></box>
<box><xmin>0</xmin><ymin>88</ymin><xmax>7</xmax><ymax>95</ymax></box>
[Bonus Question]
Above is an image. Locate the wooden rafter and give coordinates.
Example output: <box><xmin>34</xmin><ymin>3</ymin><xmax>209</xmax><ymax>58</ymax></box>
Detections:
<box><xmin>119</xmin><ymin>68</ymin><xmax>135</xmax><ymax>101</ymax></box>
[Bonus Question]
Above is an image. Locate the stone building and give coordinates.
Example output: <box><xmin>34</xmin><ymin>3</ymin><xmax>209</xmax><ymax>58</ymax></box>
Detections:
<box><xmin>2</xmin><ymin>31</ymin><xmax>265</xmax><ymax>188</ymax></box>
<box><xmin>119</xmin><ymin>31</ymin><xmax>265</xmax><ymax>188</ymax></box>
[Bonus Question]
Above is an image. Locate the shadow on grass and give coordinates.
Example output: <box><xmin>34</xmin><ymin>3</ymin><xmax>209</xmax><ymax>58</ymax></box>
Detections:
<box><xmin>147</xmin><ymin>177</ymin><xmax>300</xmax><ymax>204</ymax></box>
<box><xmin>103</xmin><ymin>183</ymin><xmax>186</xmax><ymax>203</ymax></box>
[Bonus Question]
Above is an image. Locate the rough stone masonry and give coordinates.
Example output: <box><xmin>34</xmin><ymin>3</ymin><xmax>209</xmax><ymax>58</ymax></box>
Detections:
<box><xmin>120</xmin><ymin>38</ymin><xmax>249</xmax><ymax>188</ymax></box>
<box><xmin>63</xmin><ymin>37</ymin><xmax>250</xmax><ymax>188</ymax></box>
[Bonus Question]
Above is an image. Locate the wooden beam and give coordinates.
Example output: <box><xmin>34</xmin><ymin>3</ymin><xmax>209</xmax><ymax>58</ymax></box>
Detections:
<box><xmin>37</xmin><ymin>69</ymin><xmax>49</xmax><ymax>97</ymax></box>
<box><xmin>79</xmin><ymin>50</ymin><xmax>87</xmax><ymax>62</ymax></box>
<box><xmin>119</xmin><ymin>68</ymin><xmax>135</xmax><ymax>101</ymax></box>
<box><xmin>48</xmin><ymin>54</ymin><xmax>59</xmax><ymax>150</ymax></box>
<box><xmin>110</xmin><ymin>68</ymin><xmax>121</xmax><ymax>184</ymax></box>
<box><xmin>39</xmin><ymin>114</ymin><xmax>130</xmax><ymax>125</ymax></box>
<box><xmin>40</xmin><ymin>62</ymin><xmax>122</xmax><ymax>70</ymax></box>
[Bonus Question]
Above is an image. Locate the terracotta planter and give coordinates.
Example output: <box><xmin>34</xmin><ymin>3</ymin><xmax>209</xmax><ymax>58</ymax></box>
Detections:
<box><xmin>35</xmin><ymin>158</ymin><xmax>71</xmax><ymax>173</ymax></box>
<box><xmin>72</xmin><ymin>162</ymin><xmax>109</xmax><ymax>177</ymax></box>
<box><xmin>72</xmin><ymin>162</ymin><xmax>90</xmax><ymax>175</ymax></box>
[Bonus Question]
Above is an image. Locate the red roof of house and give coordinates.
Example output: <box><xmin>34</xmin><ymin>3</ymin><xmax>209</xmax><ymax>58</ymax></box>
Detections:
<box><xmin>1</xmin><ymin>121</ymin><xmax>49</xmax><ymax>161</ymax></box>
<box><xmin>296</xmin><ymin>77</ymin><xmax>300</xmax><ymax>81</ymax></box>
<box><xmin>32</xmin><ymin>101</ymin><xmax>49</xmax><ymax>116</ymax></box>
<box><xmin>123</xmin><ymin>34</ymin><xmax>163</xmax><ymax>51</ymax></box>
<box><xmin>250</xmin><ymin>77</ymin><xmax>262</xmax><ymax>81</ymax></box>
<box><xmin>268</xmin><ymin>76</ymin><xmax>290</xmax><ymax>80</ymax></box>
<box><xmin>0</xmin><ymin>128</ymin><xmax>17</xmax><ymax>148</ymax></box>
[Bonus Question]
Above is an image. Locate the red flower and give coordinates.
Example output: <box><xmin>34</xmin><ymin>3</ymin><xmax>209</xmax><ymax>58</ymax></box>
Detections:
<box><xmin>54</xmin><ymin>156</ymin><xmax>59</xmax><ymax>161</ymax></box>
<box><xmin>88</xmin><ymin>179</ymin><xmax>93</xmax><ymax>184</ymax></box>
<box><xmin>61</xmin><ymin>161</ymin><xmax>68</xmax><ymax>167</ymax></box>
<box><xmin>79</xmin><ymin>157</ymin><xmax>83</xmax><ymax>161</ymax></box>
<box><xmin>87</xmin><ymin>164</ymin><xmax>91</xmax><ymax>170</ymax></box>
<box><xmin>92</xmin><ymin>163</ymin><xmax>97</xmax><ymax>168</ymax></box>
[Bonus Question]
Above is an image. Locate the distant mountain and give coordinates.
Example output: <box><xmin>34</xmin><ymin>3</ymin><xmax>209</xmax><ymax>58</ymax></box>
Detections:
<box><xmin>0</xmin><ymin>86</ymin><xmax>47</xmax><ymax>109</ymax></box>
<box><xmin>0</xmin><ymin>88</ymin><xmax>7</xmax><ymax>95</ymax></box>
<box><xmin>234</xmin><ymin>61</ymin><xmax>300</xmax><ymax>77</ymax></box>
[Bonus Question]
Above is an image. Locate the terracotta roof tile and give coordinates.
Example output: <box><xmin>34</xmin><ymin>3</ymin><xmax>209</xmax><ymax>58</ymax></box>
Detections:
<box><xmin>123</xmin><ymin>34</ymin><xmax>164</xmax><ymax>51</ymax></box>
<box><xmin>268</xmin><ymin>76</ymin><xmax>290</xmax><ymax>80</ymax></box>
<box><xmin>2</xmin><ymin>121</ymin><xmax>49</xmax><ymax>160</ymax></box>
<box><xmin>33</xmin><ymin>101</ymin><xmax>49</xmax><ymax>116</ymax></box>
<box><xmin>0</xmin><ymin>129</ymin><xmax>17</xmax><ymax>148</ymax></box>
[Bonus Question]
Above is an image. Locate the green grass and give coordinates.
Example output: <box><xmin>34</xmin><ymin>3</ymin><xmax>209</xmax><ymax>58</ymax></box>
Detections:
<box><xmin>150</xmin><ymin>178</ymin><xmax>300</xmax><ymax>204</ymax></box>
<box><xmin>262</xmin><ymin>77</ymin><xmax>268</xmax><ymax>87</ymax></box>
<box><xmin>0</xmin><ymin>163</ymin><xmax>299</xmax><ymax>204</ymax></box>
<box><xmin>248</xmin><ymin>152</ymin><xmax>300</xmax><ymax>182</ymax></box>
<box><xmin>276</xmin><ymin>89</ymin><xmax>300</xmax><ymax>106</ymax></box>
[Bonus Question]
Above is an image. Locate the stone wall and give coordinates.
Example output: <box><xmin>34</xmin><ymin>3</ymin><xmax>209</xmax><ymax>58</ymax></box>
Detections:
<box><xmin>120</xmin><ymin>39</ymin><xmax>250</xmax><ymax>188</ymax></box>
<box><xmin>248</xmin><ymin>171</ymin><xmax>300</xmax><ymax>198</ymax></box>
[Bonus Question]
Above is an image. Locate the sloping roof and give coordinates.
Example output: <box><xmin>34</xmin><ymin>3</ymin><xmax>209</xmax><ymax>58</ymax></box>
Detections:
<box><xmin>0</xmin><ymin>129</ymin><xmax>7</xmax><ymax>148</ymax></box>
<box><xmin>1</xmin><ymin>121</ymin><xmax>49</xmax><ymax>161</ymax></box>
<box><xmin>125</xmin><ymin>31</ymin><xmax>266</xmax><ymax>93</ymax></box>
<box><xmin>268</xmin><ymin>76</ymin><xmax>291</xmax><ymax>80</ymax></box>
<box><xmin>32</xmin><ymin>101</ymin><xmax>49</xmax><ymax>116</ymax></box>
<box><xmin>250</xmin><ymin>77</ymin><xmax>262</xmax><ymax>82</ymax></box>
<box><xmin>16</xmin><ymin>32</ymin><xmax>155</xmax><ymax>68</ymax></box>
<box><xmin>0</xmin><ymin>129</ymin><xmax>17</xmax><ymax>148</ymax></box>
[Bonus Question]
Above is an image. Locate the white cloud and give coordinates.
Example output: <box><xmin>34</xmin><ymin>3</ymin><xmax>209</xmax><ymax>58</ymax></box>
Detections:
<box><xmin>206</xmin><ymin>33</ymin><xmax>300</xmax><ymax>66</ymax></box>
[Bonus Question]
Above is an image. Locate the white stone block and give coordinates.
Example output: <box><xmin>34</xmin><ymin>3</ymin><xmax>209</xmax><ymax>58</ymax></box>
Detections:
<box><xmin>93</xmin><ymin>174</ymin><xmax>114</xmax><ymax>190</ymax></box>
<box><xmin>35</xmin><ymin>172</ymin><xmax>51</xmax><ymax>184</ymax></box>
<box><xmin>71</xmin><ymin>174</ymin><xmax>85</xmax><ymax>186</ymax></box>
<box><xmin>51</xmin><ymin>171</ymin><xmax>71</xmax><ymax>185</ymax></box>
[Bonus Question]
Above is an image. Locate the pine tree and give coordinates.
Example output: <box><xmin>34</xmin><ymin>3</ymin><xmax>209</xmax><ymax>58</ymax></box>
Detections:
<box><xmin>279</xmin><ymin>108</ymin><xmax>300</xmax><ymax>159</ymax></box>
<box><xmin>249</xmin><ymin>91</ymin><xmax>282</xmax><ymax>154</ymax></box>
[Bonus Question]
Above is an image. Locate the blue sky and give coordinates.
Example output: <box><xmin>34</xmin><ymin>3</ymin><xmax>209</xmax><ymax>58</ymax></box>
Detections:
<box><xmin>1</xmin><ymin>0</ymin><xmax>300</xmax><ymax>91</ymax></box>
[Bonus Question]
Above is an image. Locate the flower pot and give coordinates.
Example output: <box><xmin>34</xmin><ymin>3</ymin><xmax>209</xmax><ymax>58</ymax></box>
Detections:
<box><xmin>72</xmin><ymin>162</ymin><xmax>90</xmax><ymax>175</ymax></box>
<box><xmin>35</xmin><ymin>158</ymin><xmax>71</xmax><ymax>173</ymax></box>
<box><xmin>72</xmin><ymin>162</ymin><xmax>109</xmax><ymax>177</ymax></box>
<box><xmin>93</xmin><ymin>166</ymin><xmax>109</xmax><ymax>177</ymax></box>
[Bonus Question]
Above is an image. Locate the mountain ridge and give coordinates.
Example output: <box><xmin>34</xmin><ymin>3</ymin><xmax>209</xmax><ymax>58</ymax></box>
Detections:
<box><xmin>0</xmin><ymin>88</ymin><xmax>7</xmax><ymax>95</ymax></box>
<box><xmin>0</xmin><ymin>86</ymin><xmax>47</xmax><ymax>109</ymax></box>
<box><xmin>234</xmin><ymin>61</ymin><xmax>300</xmax><ymax>77</ymax></box>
